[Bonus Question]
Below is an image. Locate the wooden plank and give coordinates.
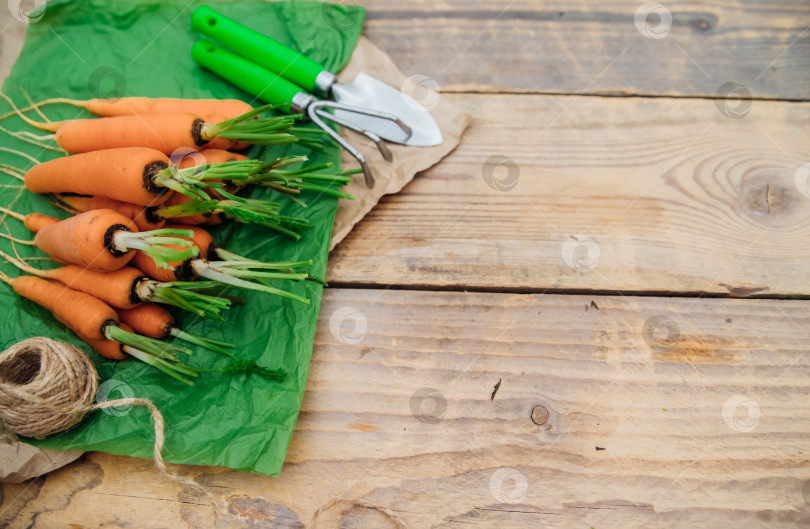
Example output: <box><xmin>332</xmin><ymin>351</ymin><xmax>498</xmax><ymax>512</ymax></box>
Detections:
<box><xmin>3</xmin><ymin>289</ymin><xmax>809</xmax><ymax>528</ymax></box>
<box><xmin>361</xmin><ymin>0</ymin><xmax>810</xmax><ymax>99</ymax></box>
<box><xmin>328</xmin><ymin>93</ymin><xmax>810</xmax><ymax>297</ymax></box>
<box><xmin>1</xmin><ymin>2</ymin><xmax>808</xmax><ymax>100</ymax></box>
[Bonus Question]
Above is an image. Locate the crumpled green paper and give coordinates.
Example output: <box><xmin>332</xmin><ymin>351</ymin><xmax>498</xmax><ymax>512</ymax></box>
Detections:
<box><xmin>0</xmin><ymin>0</ymin><xmax>364</xmax><ymax>476</ymax></box>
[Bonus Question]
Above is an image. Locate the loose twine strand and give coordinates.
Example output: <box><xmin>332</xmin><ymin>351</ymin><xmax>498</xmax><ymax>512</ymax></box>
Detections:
<box><xmin>310</xmin><ymin>483</ymin><xmax>409</xmax><ymax>528</ymax></box>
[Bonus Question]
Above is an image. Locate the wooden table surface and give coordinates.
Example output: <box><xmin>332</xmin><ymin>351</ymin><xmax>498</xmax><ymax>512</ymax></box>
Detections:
<box><xmin>3</xmin><ymin>1</ymin><xmax>810</xmax><ymax>527</ymax></box>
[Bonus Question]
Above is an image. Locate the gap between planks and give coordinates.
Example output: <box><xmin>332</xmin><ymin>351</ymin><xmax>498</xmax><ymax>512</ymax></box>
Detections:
<box><xmin>325</xmin><ymin>282</ymin><xmax>810</xmax><ymax>300</ymax></box>
<box><xmin>435</xmin><ymin>89</ymin><xmax>810</xmax><ymax>104</ymax></box>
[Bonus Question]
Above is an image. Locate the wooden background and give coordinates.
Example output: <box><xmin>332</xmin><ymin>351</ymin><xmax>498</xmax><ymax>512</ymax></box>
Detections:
<box><xmin>2</xmin><ymin>0</ymin><xmax>810</xmax><ymax>527</ymax></box>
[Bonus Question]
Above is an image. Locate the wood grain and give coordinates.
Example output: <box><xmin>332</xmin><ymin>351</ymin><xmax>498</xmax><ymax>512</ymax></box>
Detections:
<box><xmin>360</xmin><ymin>0</ymin><xmax>810</xmax><ymax>99</ymax></box>
<box><xmin>3</xmin><ymin>288</ymin><xmax>809</xmax><ymax>528</ymax></box>
<box><xmin>328</xmin><ymin>92</ymin><xmax>810</xmax><ymax>297</ymax></box>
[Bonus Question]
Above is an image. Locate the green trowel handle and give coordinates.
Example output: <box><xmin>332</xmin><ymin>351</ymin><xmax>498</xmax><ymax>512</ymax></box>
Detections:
<box><xmin>191</xmin><ymin>5</ymin><xmax>327</xmax><ymax>96</ymax></box>
<box><xmin>192</xmin><ymin>40</ymin><xmax>303</xmax><ymax>111</ymax></box>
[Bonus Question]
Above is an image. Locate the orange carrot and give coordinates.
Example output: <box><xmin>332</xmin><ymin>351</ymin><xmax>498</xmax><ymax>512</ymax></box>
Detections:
<box><xmin>14</xmin><ymin>97</ymin><xmax>253</xmax><ymax>123</ymax></box>
<box><xmin>55</xmin><ymin>113</ymin><xmax>204</xmax><ymax>154</ymax></box>
<box><xmin>0</xmin><ymin>272</ymin><xmax>197</xmax><ymax>384</ymax></box>
<box><xmin>32</xmin><ymin>209</ymin><xmax>138</xmax><ymax>271</ymax></box>
<box><xmin>0</xmin><ymin>248</ymin><xmax>232</xmax><ymax>319</ymax></box>
<box><xmin>0</xmin><ymin>207</ymin><xmax>198</xmax><ymax>271</ymax></box>
<box><xmin>133</xmin><ymin>243</ymin><xmax>196</xmax><ymax>282</ymax></box>
<box><xmin>26</xmin><ymin>147</ymin><xmax>172</xmax><ymax>206</ymax></box>
<box><xmin>11</xmin><ymin>275</ymin><xmax>118</xmax><ymax>341</ymax></box>
<box><xmin>188</xmin><ymin>148</ymin><xmax>249</xmax><ymax>165</ymax></box>
<box><xmin>55</xmin><ymin>189</ymin><xmax>282</xmax><ymax>232</ymax></box>
<box><xmin>118</xmin><ymin>303</ymin><xmax>235</xmax><ymax>355</ymax></box>
<box><xmin>56</xmin><ymin>194</ymin><xmax>166</xmax><ymax>231</ymax></box>
<box><xmin>172</xmin><ymin>148</ymin><xmax>249</xmax><ymax>168</ymax></box>
<box><xmin>38</xmin><ymin>265</ymin><xmax>145</xmax><ymax>309</ymax></box>
<box><xmin>183</xmin><ymin>225</ymin><xmax>217</xmax><ymax>260</ymax></box>
<box><xmin>28</xmin><ymin>147</ymin><xmax>265</xmax><ymax>204</ymax></box>
<box><xmin>22</xmin><ymin>212</ymin><xmax>58</xmax><ymax>232</ymax></box>
<box><xmin>204</xmin><ymin>214</ymin><xmax>226</xmax><ymax>226</ymax></box>
<box><xmin>25</xmin><ymin>103</ymin><xmax>300</xmax><ymax>155</ymax></box>
<box><xmin>119</xmin><ymin>303</ymin><xmax>174</xmax><ymax>339</ymax></box>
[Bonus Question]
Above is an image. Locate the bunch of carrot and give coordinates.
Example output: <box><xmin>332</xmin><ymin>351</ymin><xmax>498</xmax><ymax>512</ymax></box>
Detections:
<box><xmin>0</xmin><ymin>94</ymin><xmax>355</xmax><ymax>385</ymax></box>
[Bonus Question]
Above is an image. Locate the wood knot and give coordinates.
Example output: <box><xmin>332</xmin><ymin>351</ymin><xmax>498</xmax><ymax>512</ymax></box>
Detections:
<box><xmin>739</xmin><ymin>171</ymin><xmax>802</xmax><ymax>228</ymax></box>
<box><xmin>531</xmin><ymin>405</ymin><xmax>549</xmax><ymax>425</ymax></box>
<box><xmin>689</xmin><ymin>18</ymin><xmax>711</xmax><ymax>31</ymax></box>
<box><xmin>687</xmin><ymin>13</ymin><xmax>717</xmax><ymax>32</ymax></box>
<box><xmin>224</xmin><ymin>495</ymin><xmax>303</xmax><ymax>528</ymax></box>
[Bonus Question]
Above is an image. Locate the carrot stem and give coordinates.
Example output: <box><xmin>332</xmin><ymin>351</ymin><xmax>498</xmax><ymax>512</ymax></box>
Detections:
<box><xmin>208</xmin><ymin>187</ymin><xmax>243</xmax><ymax>202</ymax></box>
<box><xmin>169</xmin><ymin>328</ymin><xmax>235</xmax><ymax>358</ymax></box>
<box><xmin>155</xmin><ymin>199</ymin><xmax>218</xmax><ymax>219</ymax></box>
<box><xmin>199</xmin><ymin>360</ymin><xmax>285</xmax><ymax>382</ymax></box>
<box><xmin>279</xmin><ymin>162</ymin><xmax>332</xmax><ymax>174</ymax></box>
<box><xmin>214</xmin><ymin>199</ymin><xmax>289</xmax><ymax>226</ymax></box>
<box><xmin>144</xmin><ymin>281</ymin><xmax>232</xmax><ymax>319</ymax></box>
<box><xmin>153</xmin><ymin>160</ymin><xmax>263</xmax><ymax>200</ymax></box>
<box><xmin>209</xmin><ymin>262</ymin><xmax>296</xmax><ymax>270</ymax></box>
<box><xmin>105</xmin><ymin>324</ymin><xmax>191</xmax><ymax>360</ymax></box>
<box><xmin>262</xmin><ymin>155</ymin><xmax>309</xmax><ymax>170</ymax></box>
<box><xmin>193</xmin><ymin>160</ymin><xmax>263</xmax><ymax>181</ymax></box>
<box><xmin>210</xmin><ymin>251</ymin><xmax>324</xmax><ymax>286</ymax></box>
<box><xmin>112</xmin><ymin>228</ymin><xmax>198</xmax><ymax>270</ymax></box>
<box><xmin>291</xmin><ymin>173</ymin><xmax>354</xmax><ymax>184</ymax></box>
<box><xmin>263</xmin><ymin>222</ymin><xmax>303</xmax><ymax>240</ymax></box>
<box><xmin>213</xmin><ymin>247</ymin><xmax>312</xmax><ymax>266</ymax></box>
<box><xmin>216</xmin><ymin>268</ymin><xmax>308</xmax><ymax>281</ymax></box>
<box><xmin>244</xmin><ymin>161</ymin><xmax>354</xmax><ymax>200</ymax></box>
<box><xmin>214</xmin><ymin>251</ymin><xmax>313</xmax><ymax>270</ymax></box>
<box><xmin>122</xmin><ymin>346</ymin><xmax>196</xmax><ymax>386</ymax></box>
<box><xmin>201</xmin><ymin>103</ymin><xmax>300</xmax><ymax>146</ymax></box>
<box><xmin>287</xmin><ymin>182</ymin><xmax>354</xmax><ymax>199</ymax></box>
<box><xmin>156</xmin><ymin>197</ymin><xmax>286</xmax><ymax>229</ymax></box>
<box><xmin>190</xmin><ymin>261</ymin><xmax>310</xmax><ymax>305</ymax></box>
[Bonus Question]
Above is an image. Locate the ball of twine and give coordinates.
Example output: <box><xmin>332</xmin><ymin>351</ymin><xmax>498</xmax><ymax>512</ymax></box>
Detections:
<box><xmin>0</xmin><ymin>337</ymin><xmax>210</xmax><ymax>506</ymax></box>
<box><xmin>0</xmin><ymin>337</ymin><xmax>98</xmax><ymax>438</ymax></box>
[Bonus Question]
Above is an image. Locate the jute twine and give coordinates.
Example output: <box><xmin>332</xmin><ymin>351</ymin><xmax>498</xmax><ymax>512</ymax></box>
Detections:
<box><xmin>0</xmin><ymin>337</ymin><xmax>222</xmax><ymax>522</ymax></box>
<box><xmin>0</xmin><ymin>337</ymin><xmax>172</xmax><ymax>481</ymax></box>
<box><xmin>310</xmin><ymin>484</ymin><xmax>410</xmax><ymax>528</ymax></box>
<box><xmin>0</xmin><ymin>337</ymin><xmax>97</xmax><ymax>438</ymax></box>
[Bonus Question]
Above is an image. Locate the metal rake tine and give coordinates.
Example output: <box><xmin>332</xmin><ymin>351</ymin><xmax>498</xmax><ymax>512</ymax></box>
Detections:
<box><xmin>308</xmin><ymin>102</ymin><xmax>375</xmax><ymax>188</ymax></box>
<box><xmin>314</xmin><ymin>108</ymin><xmax>394</xmax><ymax>163</ymax></box>
<box><xmin>326</xmin><ymin>100</ymin><xmax>412</xmax><ymax>138</ymax></box>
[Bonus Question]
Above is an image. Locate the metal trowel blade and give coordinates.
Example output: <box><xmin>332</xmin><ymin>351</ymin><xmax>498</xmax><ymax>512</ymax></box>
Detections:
<box><xmin>331</xmin><ymin>72</ymin><xmax>444</xmax><ymax>147</ymax></box>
